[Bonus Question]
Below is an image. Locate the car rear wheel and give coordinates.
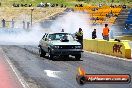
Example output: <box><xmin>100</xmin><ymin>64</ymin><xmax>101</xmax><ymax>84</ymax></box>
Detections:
<box><xmin>48</xmin><ymin>49</ymin><xmax>54</xmax><ymax>60</ymax></box>
<box><xmin>75</xmin><ymin>54</ymin><xmax>81</xmax><ymax>60</ymax></box>
<box><xmin>39</xmin><ymin>48</ymin><xmax>46</xmax><ymax>57</ymax></box>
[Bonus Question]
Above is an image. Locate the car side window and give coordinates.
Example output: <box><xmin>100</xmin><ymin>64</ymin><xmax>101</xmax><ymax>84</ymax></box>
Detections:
<box><xmin>42</xmin><ymin>34</ymin><xmax>45</xmax><ymax>39</ymax></box>
<box><xmin>44</xmin><ymin>34</ymin><xmax>49</xmax><ymax>41</ymax></box>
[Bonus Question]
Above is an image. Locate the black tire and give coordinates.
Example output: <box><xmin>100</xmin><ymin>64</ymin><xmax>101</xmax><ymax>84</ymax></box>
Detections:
<box><xmin>39</xmin><ymin>48</ymin><xmax>46</xmax><ymax>57</ymax></box>
<box><xmin>75</xmin><ymin>54</ymin><xmax>81</xmax><ymax>60</ymax></box>
<box><xmin>64</xmin><ymin>55</ymin><xmax>69</xmax><ymax>58</ymax></box>
<box><xmin>48</xmin><ymin>49</ymin><xmax>54</xmax><ymax>60</ymax></box>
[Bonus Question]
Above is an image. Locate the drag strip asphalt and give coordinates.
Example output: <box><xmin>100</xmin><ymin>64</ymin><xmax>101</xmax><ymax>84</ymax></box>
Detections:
<box><xmin>1</xmin><ymin>45</ymin><xmax>132</xmax><ymax>88</ymax></box>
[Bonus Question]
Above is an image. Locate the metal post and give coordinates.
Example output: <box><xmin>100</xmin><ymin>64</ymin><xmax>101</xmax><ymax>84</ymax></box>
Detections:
<box><xmin>27</xmin><ymin>22</ymin><xmax>30</xmax><ymax>29</ymax></box>
<box><xmin>31</xmin><ymin>8</ymin><xmax>34</xmax><ymax>26</ymax></box>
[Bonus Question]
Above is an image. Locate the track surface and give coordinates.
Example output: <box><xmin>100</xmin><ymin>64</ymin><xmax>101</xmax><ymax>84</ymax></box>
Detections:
<box><xmin>2</xmin><ymin>45</ymin><xmax>132</xmax><ymax>88</ymax></box>
<box><xmin>0</xmin><ymin>47</ymin><xmax>24</xmax><ymax>88</ymax></box>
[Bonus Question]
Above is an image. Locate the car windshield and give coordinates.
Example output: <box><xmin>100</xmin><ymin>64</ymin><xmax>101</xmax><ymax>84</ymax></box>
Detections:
<box><xmin>49</xmin><ymin>33</ymin><xmax>74</xmax><ymax>41</ymax></box>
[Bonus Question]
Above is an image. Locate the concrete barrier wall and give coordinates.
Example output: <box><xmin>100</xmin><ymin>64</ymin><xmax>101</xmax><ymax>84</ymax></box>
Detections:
<box><xmin>115</xmin><ymin>36</ymin><xmax>132</xmax><ymax>41</ymax></box>
<box><xmin>83</xmin><ymin>39</ymin><xmax>131</xmax><ymax>59</ymax></box>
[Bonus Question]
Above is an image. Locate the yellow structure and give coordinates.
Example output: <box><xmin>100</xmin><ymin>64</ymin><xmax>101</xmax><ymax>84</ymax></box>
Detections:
<box><xmin>83</xmin><ymin>39</ymin><xmax>131</xmax><ymax>59</ymax></box>
<box><xmin>74</xmin><ymin>5</ymin><xmax>122</xmax><ymax>24</ymax></box>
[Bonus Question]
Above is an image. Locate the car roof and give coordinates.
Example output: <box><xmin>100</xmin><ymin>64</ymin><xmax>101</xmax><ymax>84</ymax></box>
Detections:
<box><xmin>46</xmin><ymin>32</ymin><xmax>71</xmax><ymax>35</ymax></box>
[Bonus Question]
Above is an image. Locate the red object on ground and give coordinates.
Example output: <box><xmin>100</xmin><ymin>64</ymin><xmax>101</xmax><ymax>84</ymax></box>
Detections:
<box><xmin>0</xmin><ymin>50</ymin><xmax>23</xmax><ymax>88</ymax></box>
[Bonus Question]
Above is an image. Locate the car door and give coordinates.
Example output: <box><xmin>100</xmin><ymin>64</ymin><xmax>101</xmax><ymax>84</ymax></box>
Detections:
<box><xmin>43</xmin><ymin>34</ymin><xmax>49</xmax><ymax>52</ymax></box>
<box><xmin>40</xmin><ymin>33</ymin><xmax>47</xmax><ymax>52</ymax></box>
<box><xmin>40</xmin><ymin>34</ymin><xmax>45</xmax><ymax>46</ymax></box>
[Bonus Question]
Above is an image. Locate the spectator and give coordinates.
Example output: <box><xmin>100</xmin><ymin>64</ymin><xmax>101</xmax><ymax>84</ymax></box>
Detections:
<box><xmin>40</xmin><ymin>2</ymin><xmax>44</xmax><ymax>7</ymax></box>
<box><xmin>51</xmin><ymin>4</ymin><xmax>54</xmax><ymax>7</ymax></box>
<box><xmin>44</xmin><ymin>3</ymin><xmax>48</xmax><ymax>7</ymax></box>
<box><xmin>13</xmin><ymin>3</ymin><xmax>15</xmax><ymax>7</ymax></box>
<box><xmin>27</xmin><ymin>22</ymin><xmax>30</xmax><ymax>29</ymax></box>
<box><xmin>110</xmin><ymin>4</ymin><xmax>113</xmax><ymax>8</ymax></box>
<box><xmin>17</xmin><ymin>4</ymin><xmax>19</xmax><ymax>7</ymax></box>
<box><xmin>75</xmin><ymin>28</ymin><xmax>83</xmax><ymax>48</ymax></box>
<box><xmin>122</xmin><ymin>5</ymin><xmax>127</xmax><ymax>9</ymax></box>
<box><xmin>79</xmin><ymin>4</ymin><xmax>83</xmax><ymax>7</ymax></box>
<box><xmin>75</xmin><ymin>4</ymin><xmax>78</xmax><ymax>7</ymax></box>
<box><xmin>21</xmin><ymin>4</ymin><xmax>24</xmax><ymax>7</ymax></box>
<box><xmin>61</xmin><ymin>29</ymin><xmax>64</xmax><ymax>32</ymax></box>
<box><xmin>92</xmin><ymin>29</ymin><xmax>97</xmax><ymax>39</ymax></box>
<box><xmin>55</xmin><ymin>4</ymin><xmax>58</xmax><ymax>7</ymax></box>
<box><xmin>99</xmin><ymin>3</ymin><xmax>102</xmax><ymax>7</ymax></box>
<box><xmin>106</xmin><ymin>14</ymin><xmax>108</xmax><ymax>17</ymax></box>
<box><xmin>37</xmin><ymin>2</ymin><xmax>44</xmax><ymax>7</ymax></box>
<box><xmin>25</xmin><ymin>4</ymin><xmax>28</xmax><ymax>7</ymax></box>
<box><xmin>61</xmin><ymin>4</ymin><xmax>63</xmax><ymax>8</ymax></box>
<box><xmin>29</xmin><ymin>4</ymin><xmax>32</xmax><ymax>7</ymax></box>
<box><xmin>23</xmin><ymin>21</ymin><xmax>25</xmax><ymax>29</ymax></box>
<box><xmin>118</xmin><ymin>5</ymin><xmax>121</xmax><ymax>8</ymax></box>
<box><xmin>109</xmin><ymin>10</ymin><xmax>113</xmax><ymax>17</ymax></box>
<box><xmin>96</xmin><ymin>17</ymin><xmax>99</xmax><ymax>20</ymax></box>
<box><xmin>2</xmin><ymin>19</ymin><xmax>5</xmax><ymax>28</ymax></box>
<box><xmin>102</xmin><ymin>24</ymin><xmax>110</xmax><ymax>41</ymax></box>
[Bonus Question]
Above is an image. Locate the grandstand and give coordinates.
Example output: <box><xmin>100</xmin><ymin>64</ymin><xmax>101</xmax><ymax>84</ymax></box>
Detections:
<box><xmin>112</xmin><ymin>8</ymin><xmax>129</xmax><ymax>36</ymax></box>
<box><xmin>74</xmin><ymin>5</ymin><xmax>122</xmax><ymax>25</ymax></box>
<box><xmin>111</xmin><ymin>8</ymin><xmax>132</xmax><ymax>40</ymax></box>
<box><xmin>122</xmin><ymin>9</ymin><xmax>132</xmax><ymax>35</ymax></box>
<box><xmin>74</xmin><ymin>5</ymin><xmax>132</xmax><ymax>40</ymax></box>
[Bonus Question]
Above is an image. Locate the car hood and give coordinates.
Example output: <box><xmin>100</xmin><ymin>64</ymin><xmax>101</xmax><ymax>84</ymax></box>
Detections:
<box><xmin>49</xmin><ymin>40</ymin><xmax>81</xmax><ymax>46</ymax></box>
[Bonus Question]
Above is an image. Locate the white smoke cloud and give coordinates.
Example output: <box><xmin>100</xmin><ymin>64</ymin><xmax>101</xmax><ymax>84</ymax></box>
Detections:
<box><xmin>50</xmin><ymin>12</ymin><xmax>92</xmax><ymax>38</ymax></box>
<box><xmin>49</xmin><ymin>11</ymin><xmax>105</xmax><ymax>39</ymax></box>
<box><xmin>0</xmin><ymin>28</ymin><xmax>43</xmax><ymax>45</ymax></box>
<box><xmin>0</xmin><ymin>11</ymin><xmax>107</xmax><ymax>45</ymax></box>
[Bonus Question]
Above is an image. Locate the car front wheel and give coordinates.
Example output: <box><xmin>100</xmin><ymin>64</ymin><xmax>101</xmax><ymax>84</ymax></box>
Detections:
<box><xmin>64</xmin><ymin>55</ymin><xmax>69</xmax><ymax>58</ymax></box>
<box><xmin>48</xmin><ymin>49</ymin><xmax>54</xmax><ymax>60</ymax></box>
<box><xmin>39</xmin><ymin>48</ymin><xmax>46</xmax><ymax>57</ymax></box>
<box><xmin>75</xmin><ymin>54</ymin><xmax>81</xmax><ymax>60</ymax></box>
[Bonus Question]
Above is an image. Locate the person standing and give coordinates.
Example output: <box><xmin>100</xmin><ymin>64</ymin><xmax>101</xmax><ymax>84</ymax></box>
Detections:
<box><xmin>92</xmin><ymin>29</ymin><xmax>97</xmax><ymax>39</ymax></box>
<box><xmin>102</xmin><ymin>24</ymin><xmax>110</xmax><ymax>41</ymax></box>
<box><xmin>61</xmin><ymin>29</ymin><xmax>64</xmax><ymax>32</ymax></box>
<box><xmin>27</xmin><ymin>22</ymin><xmax>30</xmax><ymax>29</ymax></box>
<box><xmin>2</xmin><ymin>19</ymin><xmax>5</xmax><ymax>28</ymax></box>
<box><xmin>11</xmin><ymin>19</ymin><xmax>14</xmax><ymax>28</ymax></box>
<box><xmin>75</xmin><ymin>28</ymin><xmax>83</xmax><ymax>48</ymax></box>
<box><xmin>23</xmin><ymin>21</ymin><xmax>25</xmax><ymax>29</ymax></box>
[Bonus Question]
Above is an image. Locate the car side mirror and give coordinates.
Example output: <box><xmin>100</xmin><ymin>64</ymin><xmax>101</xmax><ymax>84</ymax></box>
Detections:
<box><xmin>48</xmin><ymin>39</ymin><xmax>51</xmax><ymax>41</ymax></box>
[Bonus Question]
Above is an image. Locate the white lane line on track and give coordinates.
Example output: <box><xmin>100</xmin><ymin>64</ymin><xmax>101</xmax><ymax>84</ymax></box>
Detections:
<box><xmin>1</xmin><ymin>48</ymin><xmax>30</xmax><ymax>88</ymax></box>
<box><xmin>84</xmin><ymin>50</ymin><xmax>132</xmax><ymax>62</ymax></box>
<box><xmin>44</xmin><ymin>70</ymin><xmax>61</xmax><ymax>78</ymax></box>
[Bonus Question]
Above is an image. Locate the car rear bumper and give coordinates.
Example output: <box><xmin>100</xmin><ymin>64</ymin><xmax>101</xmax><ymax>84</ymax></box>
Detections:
<box><xmin>51</xmin><ymin>49</ymin><xmax>83</xmax><ymax>55</ymax></box>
